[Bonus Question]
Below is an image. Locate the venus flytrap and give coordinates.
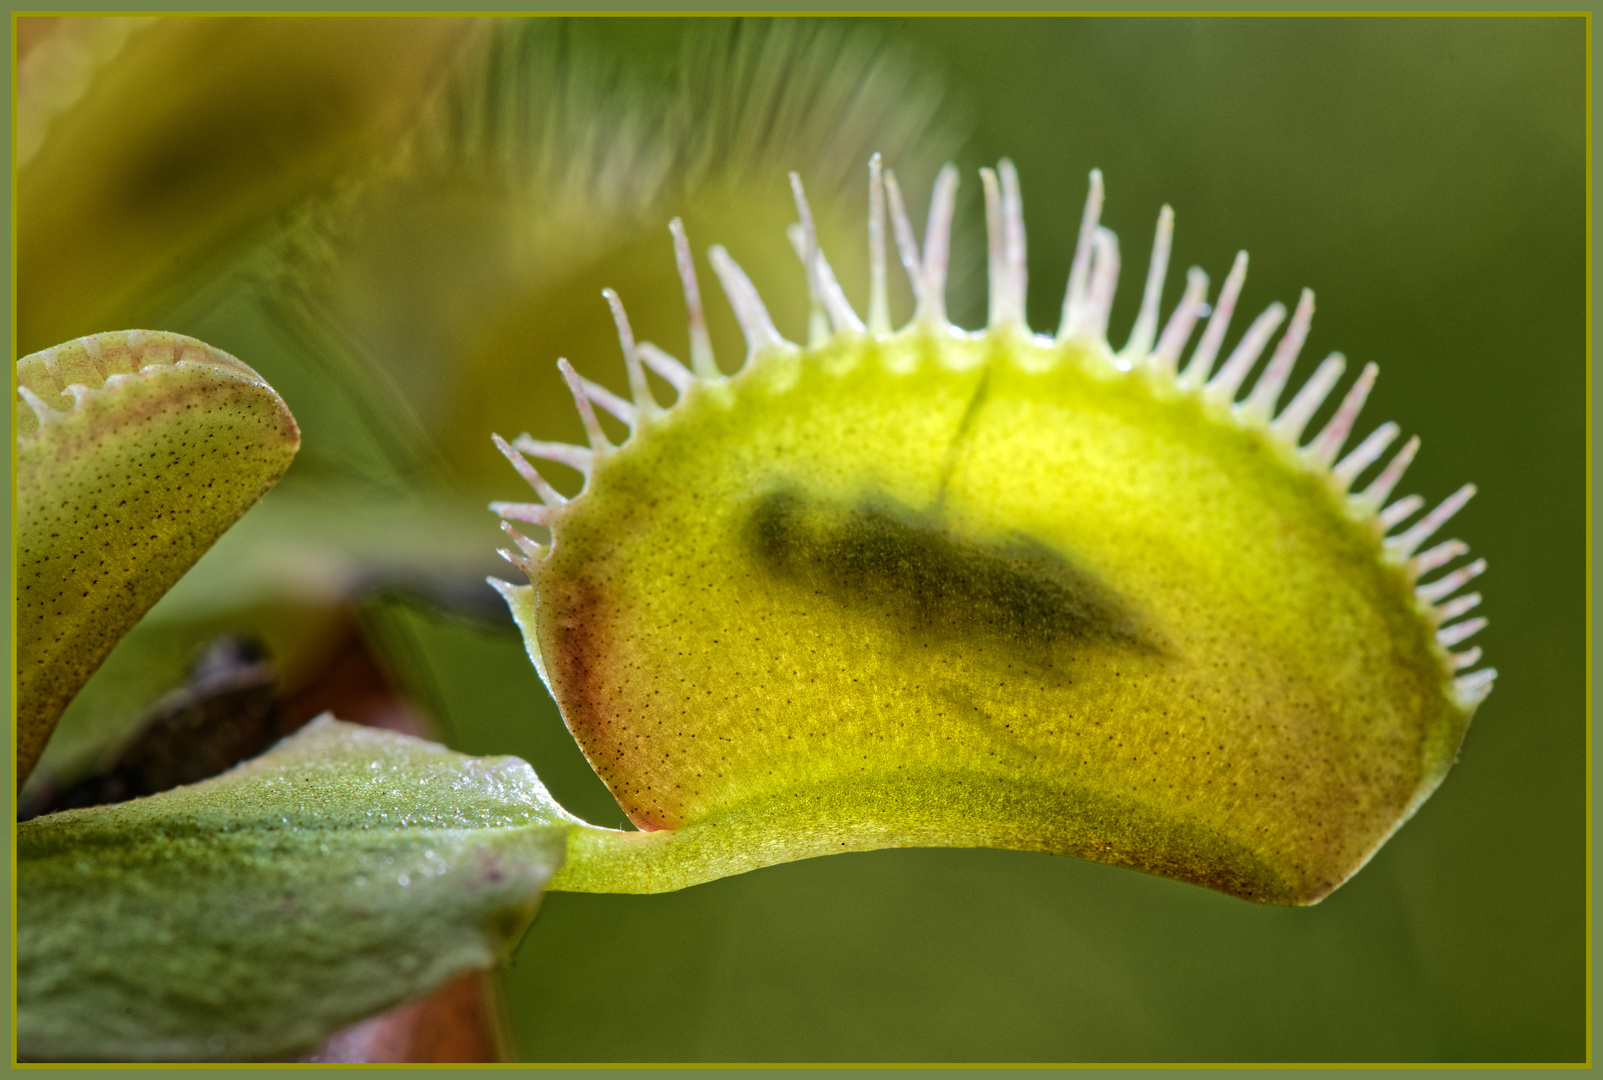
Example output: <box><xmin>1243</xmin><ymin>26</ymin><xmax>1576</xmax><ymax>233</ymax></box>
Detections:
<box><xmin>17</xmin><ymin>155</ymin><xmax>1494</xmax><ymax>1062</ymax></box>
<box><xmin>491</xmin><ymin>157</ymin><xmax>1493</xmax><ymax>905</ymax></box>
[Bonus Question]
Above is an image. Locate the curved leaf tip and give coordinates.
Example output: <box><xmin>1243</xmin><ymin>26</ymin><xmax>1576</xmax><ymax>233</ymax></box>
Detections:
<box><xmin>16</xmin><ymin>330</ymin><xmax>301</xmax><ymax>784</ymax></box>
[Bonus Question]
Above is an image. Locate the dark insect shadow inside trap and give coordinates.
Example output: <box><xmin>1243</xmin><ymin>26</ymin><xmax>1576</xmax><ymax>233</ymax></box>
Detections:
<box><xmin>745</xmin><ymin>486</ymin><xmax>1164</xmax><ymax>669</ymax></box>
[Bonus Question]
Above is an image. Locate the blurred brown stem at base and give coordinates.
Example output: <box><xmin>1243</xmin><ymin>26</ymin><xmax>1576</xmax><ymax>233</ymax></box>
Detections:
<box><xmin>297</xmin><ymin>972</ymin><xmax>505</xmax><ymax>1064</ymax></box>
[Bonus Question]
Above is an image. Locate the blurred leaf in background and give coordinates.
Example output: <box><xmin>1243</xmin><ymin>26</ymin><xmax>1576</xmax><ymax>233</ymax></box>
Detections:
<box><xmin>16</xmin><ymin>14</ymin><xmax>1585</xmax><ymax>1063</ymax></box>
<box><xmin>266</xmin><ymin>16</ymin><xmax>960</xmax><ymax>489</ymax></box>
<box><xmin>17</xmin><ymin>16</ymin><xmax>476</xmax><ymax>354</ymax></box>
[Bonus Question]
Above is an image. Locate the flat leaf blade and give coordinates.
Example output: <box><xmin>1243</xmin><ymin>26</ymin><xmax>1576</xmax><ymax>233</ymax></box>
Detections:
<box><xmin>18</xmin><ymin>716</ymin><xmax>573</xmax><ymax>1062</ymax></box>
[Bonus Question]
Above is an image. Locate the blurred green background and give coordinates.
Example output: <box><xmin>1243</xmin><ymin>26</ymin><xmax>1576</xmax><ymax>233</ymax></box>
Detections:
<box><xmin>18</xmin><ymin>16</ymin><xmax>1585</xmax><ymax>1062</ymax></box>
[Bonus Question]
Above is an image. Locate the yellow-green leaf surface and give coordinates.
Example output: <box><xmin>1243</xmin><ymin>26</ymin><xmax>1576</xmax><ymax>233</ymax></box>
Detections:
<box><xmin>493</xmin><ymin>162</ymin><xmax>1493</xmax><ymax>905</ymax></box>
<box><xmin>18</xmin><ymin>716</ymin><xmax>571</xmax><ymax>1062</ymax></box>
<box><xmin>16</xmin><ymin>330</ymin><xmax>300</xmax><ymax>784</ymax></box>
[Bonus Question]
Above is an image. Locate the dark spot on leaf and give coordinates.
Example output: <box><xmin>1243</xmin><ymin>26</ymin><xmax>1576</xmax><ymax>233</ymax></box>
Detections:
<box><xmin>747</xmin><ymin>487</ymin><xmax>1164</xmax><ymax>664</ymax></box>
